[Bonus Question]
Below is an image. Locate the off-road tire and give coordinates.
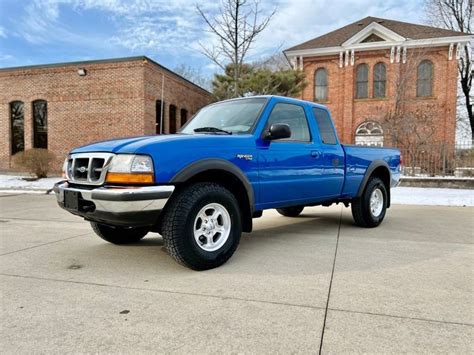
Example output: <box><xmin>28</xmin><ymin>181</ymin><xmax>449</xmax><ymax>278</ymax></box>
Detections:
<box><xmin>161</xmin><ymin>183</ymin><xmax>242</xmax><ymax>271</ymax></box>
<box><xmin>90</xmin><ymin>222</ymin><xmax>149</xmax><ymax>244</ymax></box>
<box><xmin>276</xmin><ymin>206</ymin><xmax>304</xmax><ymax>217</ymax></box>
<box><xmin>351</xmin><ymin>177</ymin><xmax>387</xmax><ymax>228</ymax></box>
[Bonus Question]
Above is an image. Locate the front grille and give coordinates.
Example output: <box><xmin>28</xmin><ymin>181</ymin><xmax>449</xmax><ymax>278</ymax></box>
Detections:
<box><xmin>66</xmin><ymin>153</ymin><xmax>114</xmax><ymax>185</ymax></box>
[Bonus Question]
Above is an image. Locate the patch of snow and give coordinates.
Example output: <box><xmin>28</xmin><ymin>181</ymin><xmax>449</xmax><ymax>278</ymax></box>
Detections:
<box><xmin>392</xmin><ymin>187</ymin><xmax>474</xmax><ymax>207</ymax></box>
<box><xmin>0</xmin><ymin>189</ymin><xmax>50</xmax><ymax>195</ymax></box>
<box><xmin>401</xmin><ymin>175</ymin><xmax>474</xmax><ymax>180</ymax></box>
<box><xmin>0</xmin><ymin>175</ymin><xmax>61</xmax><ymax>192</ymax></box>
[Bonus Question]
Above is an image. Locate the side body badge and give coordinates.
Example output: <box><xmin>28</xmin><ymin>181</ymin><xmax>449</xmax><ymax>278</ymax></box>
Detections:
<box><xmin>236</xmin><ymin>154</ymin><xmax>253</xmax><ymax>161</ymax></box>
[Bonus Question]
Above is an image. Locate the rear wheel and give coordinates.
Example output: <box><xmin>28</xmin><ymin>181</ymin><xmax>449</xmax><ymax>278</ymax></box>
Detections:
<box><xmin>351</xmin><ymin>177</ymin><xmax>387</xmax><ymax>228</ymax></box>
<box><xmin>91</xmin><ymin>222</ymin><xmax>148</xmax><ymax>244</ymax></box>
<box><xmin>161</xmin><ymin>183</ymin><xmax>241</xmax><ymax>270</ymax></box>
<box><xmin>276</xmin><ymin>206</ymin><xmax>304</xmax><ymax>217</ymax></box>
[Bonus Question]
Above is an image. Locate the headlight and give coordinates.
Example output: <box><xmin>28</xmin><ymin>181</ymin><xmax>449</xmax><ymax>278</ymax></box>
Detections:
<box><xmin>131</xmin><ymin>155</ymin><xmax>154</xmax><ymax>172</ymax></box>
<box><xmin>106</xmin><ymin>154</ymin><xmax>154</xmax><ymax>184</ymax></box>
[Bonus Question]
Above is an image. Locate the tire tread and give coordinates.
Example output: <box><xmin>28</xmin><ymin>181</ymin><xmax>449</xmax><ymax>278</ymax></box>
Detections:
<box><xmin>161</xmin><ymin>183</ymin><xmax>241</xmax><ymax>270</ymax></box>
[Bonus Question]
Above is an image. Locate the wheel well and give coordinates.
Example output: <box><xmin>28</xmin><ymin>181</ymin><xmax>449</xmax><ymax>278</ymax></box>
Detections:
<box><xmin>369</xmin><ymin>166</ymin><xmax>391</xmax><ymax>207</ymax></box>
<box><xmin>176</xmin><ymin>169</ymin><xmax>253</xmax><ymax>233</ymax></box>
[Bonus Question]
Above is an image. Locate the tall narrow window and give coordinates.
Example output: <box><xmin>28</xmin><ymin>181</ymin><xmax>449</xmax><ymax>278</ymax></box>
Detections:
<box><xmin>417</xmin><ymin>60</ymin><xmax>433</xmax><ymax>97</ymax></box>
<box><xmin>180</xmin><ymin>108</ymin><xmax>188</xmax><ymax>127</ymax></box>
<box><xmin>10</xmin><ymin>101</ymin><xmax>24</xmax><ymax>155</ymax></box>
<box><xmin>314</xmin><ymin>68</ymin><xmax>328</xmax><ymax>102</ymax></box>
<box><xmin>33</xmin><ymin>100</ymin><xmax>48</xmax><ymax>149</ymax></box>
<box><xmin>355</xmin><ymin>64</ymin><xmax>369</xmax><ymax>99</ymax></box>
<box><xmin>156</xmin><ymin>100</ymin><xmax>165</xmax><ymax>134</ymax></box>
<box><xmin>373</xmin><ymin>63</ymin><xmax>386</xmax><ymax>98</ymax></box>
<box><xmin>169</xmin><ymin>104</ymin><xmax>177</xmax><ymax>134</ymax></box>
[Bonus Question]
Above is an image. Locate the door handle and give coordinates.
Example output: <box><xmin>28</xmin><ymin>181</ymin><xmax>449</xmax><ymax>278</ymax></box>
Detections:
<box><xmin>311</xmin><ymin>150</ymin><xmax>321</xmax><ymax>158</ymax></box>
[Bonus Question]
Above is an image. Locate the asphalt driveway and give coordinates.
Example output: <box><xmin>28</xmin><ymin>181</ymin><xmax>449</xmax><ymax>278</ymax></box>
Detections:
<box><xmin>1</xmin><ymin>194</ymin><xmax>472</xmax><ymax>353</ymax></box>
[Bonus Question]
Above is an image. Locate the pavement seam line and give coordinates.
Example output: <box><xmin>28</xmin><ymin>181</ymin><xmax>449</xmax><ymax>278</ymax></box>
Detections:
<box><xmin>2</xmin><ymin>273</ymin><xmax>470</xmax><ymax>330</ymax></box>
<box><xmin>0</xmin><ymin>273</ymin><xmax>327</xmax><ymax>311</ymax></box>
<box><xmin>0</xmin><ymin>233</ymin><xmax>90</xmax><ymax>256</ymax></box>
<box><xmin>319</xmin><ymin>206</ymin><xmax>343</xmax><ymax>355</ymax></box>
<box><xmin>328</xmin><ymin>307</ymin><xmax>474</xmax><ymax>328</ymax></box>
<box><xmin>0</xmin><ymin>216</ymin><xmax>85</xmax><ymax>224</ymax></box>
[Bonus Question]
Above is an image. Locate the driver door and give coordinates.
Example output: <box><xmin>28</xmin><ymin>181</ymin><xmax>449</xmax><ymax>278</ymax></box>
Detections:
<box><xmin>257</xmin><ymin>102</ymin><xmax>323</xmax><ymax>208</ymax></box>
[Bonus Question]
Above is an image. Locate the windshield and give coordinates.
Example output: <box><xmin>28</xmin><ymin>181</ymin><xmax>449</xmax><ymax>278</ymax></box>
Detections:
<box><xmin>180</xmin><ymin>98</ymin><xmax>267</xmax><ymax>134</ymax></box>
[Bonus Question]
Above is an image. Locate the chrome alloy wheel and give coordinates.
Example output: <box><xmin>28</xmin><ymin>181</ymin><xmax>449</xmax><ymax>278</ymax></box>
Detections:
<box><xmin>193</xmin><ymin>203</ymin><xmax>231</xmax><ymax>252</ymax></box>
<box><xmin>370</xmin><ymin>188</ymin><xmax>384</xmax><ymax>217</ymax></box>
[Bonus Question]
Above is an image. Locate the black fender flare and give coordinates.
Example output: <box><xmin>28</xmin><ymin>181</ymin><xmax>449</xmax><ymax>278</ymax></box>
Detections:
<box><xmin>170</xmin><ymin>158</ymin><xmax>255</xmax><ymax>212</ymax></box>
<box><xmin>356</xmin><ymin>160</ymin><xmax>392</xmax><ymax>207</ymax></box>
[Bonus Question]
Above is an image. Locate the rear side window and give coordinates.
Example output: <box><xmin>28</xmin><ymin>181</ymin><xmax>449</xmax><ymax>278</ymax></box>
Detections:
<box><xmin>266</xmin><ymin>103</ymin><xmax>310</xmax><ymax>142</ymax></box>
<box><xmin>313</xmin><ymin>108</ymin><xmax>337</xmax><ymax>145</ymax></box>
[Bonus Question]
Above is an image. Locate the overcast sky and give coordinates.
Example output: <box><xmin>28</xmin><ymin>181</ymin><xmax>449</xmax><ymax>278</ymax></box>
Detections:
<box><xmin>0</xmin><ymin>0</ymin><xmax>426</xmax><ymax>76</ymax></box>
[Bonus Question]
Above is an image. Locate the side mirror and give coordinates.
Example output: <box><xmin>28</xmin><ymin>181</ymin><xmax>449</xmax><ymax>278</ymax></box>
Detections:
<box><xmin>264</xmin><ymin>124</ymin><xmax>291</xmax><ymax>140</ymax></box>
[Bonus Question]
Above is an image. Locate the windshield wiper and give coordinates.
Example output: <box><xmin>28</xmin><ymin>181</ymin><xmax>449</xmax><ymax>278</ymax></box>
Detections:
<box><xmin>194</xmin><ymin>127</ymin><xmax>232</xmax><ymax>135</ymax></box>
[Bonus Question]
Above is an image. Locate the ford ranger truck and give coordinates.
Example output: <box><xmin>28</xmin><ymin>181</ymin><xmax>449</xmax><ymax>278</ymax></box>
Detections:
<box><xmin>54</xmin><ymin>96</ymin><xmax>401</xmax><ymax>270</ymax></box>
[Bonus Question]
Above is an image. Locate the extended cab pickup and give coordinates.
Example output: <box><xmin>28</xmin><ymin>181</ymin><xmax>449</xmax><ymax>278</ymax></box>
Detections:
<box><xmin>55</xmin><ymin>96</ymin><xmax>401</xmax><ymax>270</ymax></box>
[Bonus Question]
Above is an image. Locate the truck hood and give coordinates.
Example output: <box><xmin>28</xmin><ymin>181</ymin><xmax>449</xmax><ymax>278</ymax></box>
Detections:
<box><xmin>71</xmin><ymin>133</ymin><xmax>252</xmax><ymax>154</ymax></box>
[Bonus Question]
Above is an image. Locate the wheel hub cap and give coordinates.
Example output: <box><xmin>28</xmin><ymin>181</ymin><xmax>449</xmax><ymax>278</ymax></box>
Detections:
<box><xmin>370</xmin><ymin>188</ymin><xmax>384</xmax><ymax>217</ymax></box>
<box><xmin>194</xmin><ymin>203</ymin><xmax>231</xmax><ymax>252</ymax></box>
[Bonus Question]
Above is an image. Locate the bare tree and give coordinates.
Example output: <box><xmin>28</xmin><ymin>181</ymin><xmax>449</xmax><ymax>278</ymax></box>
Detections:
<box><xmin>425</xmin><ymin>0</ymin><xmax>473</xmax><ymax>140</ymax></box>
<box><xmin>383</xmin><ymin>48</ymin><xmax>438</xmax><ymax>175</ymax></box>
<box><xmin>173</xmin><ymin>64</ymin><xmax>212</xmax><ymax>91</ymax></box>
<box><xmin>197</xmin><ymin>0</ymin><xmax>275</xmax><ymax>97</ymax></box>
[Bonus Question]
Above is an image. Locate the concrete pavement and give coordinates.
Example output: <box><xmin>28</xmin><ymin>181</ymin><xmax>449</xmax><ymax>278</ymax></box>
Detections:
<box><xmin>0</xmin><ymin>194</ymin><xmax>472</xmax><ymax>353</ymax></box>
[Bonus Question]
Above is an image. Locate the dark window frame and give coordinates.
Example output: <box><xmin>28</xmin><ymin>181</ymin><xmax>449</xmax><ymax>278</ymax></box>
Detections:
<box><xmin>355</xmin><ymin>63</ymin><xmax>369</xmax><ymax>99</ymax></box>
<box><xmin>10</xmin><ymin>101</ymin><xmax>25</xmax><ymax>155</ymax></box>
<box><xmin>314</xmin><ymin>68</ymin><xmax>328</xmax><ymax>102</ymax></box>
<box><xmin>156</xmin><ymin>100</ymin><xmax>165</xmax><ymax>134</ymax></box>
<box><xmin>373</xmin><ymin>62</ymin><xmax>386</xmax><ymax>98</ymax></box>
<box><xmin>416</xmin><ymin>60</ymin><xmax>433</xmax><ymax>97</ymax></box>
<box><xmin>169</xmin><ymin>104</ymin><xmax>177</xmax><ymax>134</ymax></box>
<box><xmin>180</xmin><ymin>108</ymin><xmax>188</xmax><ymax>127</ymax></box>
<box><xmin>32</xmin><ymin>99</ymin><xmax>48</xmax><ymax>149</ymax></box>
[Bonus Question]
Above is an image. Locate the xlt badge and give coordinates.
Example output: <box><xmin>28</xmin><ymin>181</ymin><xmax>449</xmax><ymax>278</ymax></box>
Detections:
<box><xmin>237</xmin><ymin>154</ymin><xmax>253</xmax><ymax>161</ymax></box>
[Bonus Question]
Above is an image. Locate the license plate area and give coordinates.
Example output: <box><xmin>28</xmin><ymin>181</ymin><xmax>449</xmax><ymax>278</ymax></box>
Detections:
<box><xmin>64</xmin><ymin>190</ymin><xmax>79</xmax><ymax>210</ymax></box>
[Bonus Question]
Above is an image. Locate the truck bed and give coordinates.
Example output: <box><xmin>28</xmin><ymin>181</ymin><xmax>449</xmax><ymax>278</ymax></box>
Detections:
<box><xmin>341</xmin><ymin>144</ymin><xmax>401</xmax><ymax>197</ymax></box>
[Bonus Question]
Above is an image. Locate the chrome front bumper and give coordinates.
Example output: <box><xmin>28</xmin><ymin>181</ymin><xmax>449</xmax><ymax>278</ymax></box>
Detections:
<box><xmin>54</xmin><ymin>181</ymin><xmax>175</xmax><ymax>227</ymax></box>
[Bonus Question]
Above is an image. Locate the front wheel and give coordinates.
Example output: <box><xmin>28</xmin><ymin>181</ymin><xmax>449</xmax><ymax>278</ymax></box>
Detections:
<box><xmin>161</xmin><ymin>183</ymin><xmax>242</xmax><ymax>270</ymax></box>
<box><xmin>90</xmin><ymin>222</ymin><xmax>149</xmax><ymax>244</ymax></box>
<box><xmin>351</xmin><ymin>177</ymin><xmax>387</xmax><ymax>228</ymax></box>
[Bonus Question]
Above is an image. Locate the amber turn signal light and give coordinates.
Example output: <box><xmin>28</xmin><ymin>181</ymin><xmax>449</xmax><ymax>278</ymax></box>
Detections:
<box><xmin>105</xmin><ymin>172</ymin><xmax>154</xmax><ymax>185</ymax></box>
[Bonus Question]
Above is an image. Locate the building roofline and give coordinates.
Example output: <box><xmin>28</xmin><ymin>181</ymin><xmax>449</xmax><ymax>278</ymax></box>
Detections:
<box><xmin>284</xmin><ymin>16</ymin><xmax>471</xmax><ymax>52</ymax></box>
<box><xmin>284</xmin><ymin>34</ymin><xmax>474</xmax><ymax>58</ymax></box>
<box><xmin>0</xmin><ymin>55</ymin><xmax>212</xmax><ymax>96</ymax></box>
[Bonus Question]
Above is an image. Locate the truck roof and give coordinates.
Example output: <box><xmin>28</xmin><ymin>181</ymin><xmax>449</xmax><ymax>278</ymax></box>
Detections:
<box><xmin>219</xmin><ymin>95</ymin><xmax>329</xmax><ymax>110</ymax></box>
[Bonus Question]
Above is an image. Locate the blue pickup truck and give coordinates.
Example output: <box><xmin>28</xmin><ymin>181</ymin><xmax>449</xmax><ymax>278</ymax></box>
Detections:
<box><xmin>55</xmin><ymin>95</ymin><xmax>400</xmax><ymax>270</ymax></box>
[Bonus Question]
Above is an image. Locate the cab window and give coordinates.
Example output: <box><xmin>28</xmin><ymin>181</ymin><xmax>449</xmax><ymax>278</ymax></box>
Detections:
<box><xmin>313</xmin><ymin>107</ymin><xmax>337</xmax><ymax>145</ymax></box>
<box><xmin>266</xmin><ymin>103</ymin><xmax>310</xmax><ymax>142</ymax></box>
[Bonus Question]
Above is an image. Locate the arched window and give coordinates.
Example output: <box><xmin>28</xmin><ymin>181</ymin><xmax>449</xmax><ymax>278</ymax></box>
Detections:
<box><xmin>169</xmin><ymin>104</ymin><xmax>177</xmax><ymax>134</ymax></box>
<box><xmin>180</xmin><ymin>108</ymin><xmax>188</xmax><ymax>127</ymax></box>
<box><xmin>156</xmin><ymin>100</ymin><xmax>165</xmax><ymax>134</ymax></box>
<box><xmin>314</xmin><ymin>68</ymin><xmax>328</xmax><ymax>102</ymax></box>
<box><xmin>373</xmin><ymin>63</ymin><xmax>386</xmax><ymax>98</ymax></box>
<box><xmin>355</xmin><ymin>64</ymin><xmax>369</xmax><ymax>99</ymax></box>
<box><xmin>33</xmin><ymin>100</ymin><xmax>48</xmax><ymax>149</ymax></box>
<box><xmin>355</xmin><ymin>121</ymin><xmax>384</xmax><ymax>147</ymax></box>
<box><xmin>10</xmin><ymin>101</ymin><xmax>24</xmax><ymax>155</ymax></box>
<box><xmin>417</xmin><ymin>60</ymin><xmax>433</xmax><ymax>97</ymax></box>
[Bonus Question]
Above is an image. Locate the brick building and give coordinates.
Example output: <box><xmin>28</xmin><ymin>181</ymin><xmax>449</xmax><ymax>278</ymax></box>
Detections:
<box><xmin>0</xmin><ymin>56</ymin><xmax>213</xmax><ymax>172</ymax></box>
<box><xmin>284</xmin><ymin>17</ymin><xmax>473</xmax><ymax>147</ymax></box>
